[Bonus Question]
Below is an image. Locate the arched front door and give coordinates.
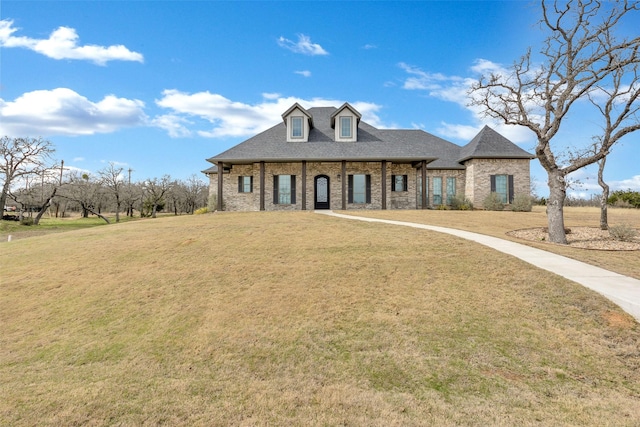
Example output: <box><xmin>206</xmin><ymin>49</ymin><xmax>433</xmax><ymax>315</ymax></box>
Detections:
<box><xmin>314</xmin><ymin>175</ymin><xmax>330</xmax><ymax>209</ymax></box>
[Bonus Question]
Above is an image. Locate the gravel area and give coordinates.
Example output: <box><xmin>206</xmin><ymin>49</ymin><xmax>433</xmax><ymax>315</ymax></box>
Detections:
<box><xmin>507</xmin><ymin>227</ymin><xmax>640</xmax><ymax>251</ymax></box>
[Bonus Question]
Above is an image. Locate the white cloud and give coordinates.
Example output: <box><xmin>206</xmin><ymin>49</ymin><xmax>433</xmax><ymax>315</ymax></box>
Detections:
<box><xmin>564</xmin><ymin>170</ymin><xmax>640</xmax><ymax>198</ymax></box>
<box><xmin>0</xmin><ymin>88</ymin><xmax>147</xmax><ymax>136</ymax></box>
<box><xmin>610</xmin><ymin>175</ymin><xmax>640</xmax><ymax>191</ymax></box>
<box><xmin>470</xmin><ymin>58</ymin><xmax>505</xmax><ymax>75</ymax></box>
<box><xmin>436</xmin><ymin>121</ymin><xmax>534</xmax><ymax>144</ymax></box>
<box><xmin>278</xmin><ymin>34</ymin><xmax>328</xmax><ymax>56</ymax></box>
<box><xmin>0</xmin><ymin>18</ymin><xmax>143</xmax><ymax>65</ymax></box>
<box><xmin>151</xmin><ymin>114</ymin><xmax>194</xmax><ymax>138</ymax></box>
<box><xmin>295</xmin><ymin>70</ymin><xmax>312</xmax><ymax>77</ymax></box>
<box><xmin>154</xmin><ymin>91</ymin><xmax>385</xmax><ymax>138</ymax></box>
<box><xmin>399</xmin><ymin>62</ymin><xmax>461</xmax><ymax>91</ymax></box>
<box><xmin>363</xmin><ymin>44</ymin><xmax>377</xmax><ymax>50</ymax></box>
<box><xmin>262</xmin><ymin>92</ymin><xmax>281</xmax><ymax>100</ymax></box>
<box><xmin>73</xmin><ymin>157</ymin><xmax>85</xmax><ymax>162</ymax></box>
<box><xmin>399</xmin><ymin>61</ymin><xmax>536</xmax><ymax>145</ymax></box>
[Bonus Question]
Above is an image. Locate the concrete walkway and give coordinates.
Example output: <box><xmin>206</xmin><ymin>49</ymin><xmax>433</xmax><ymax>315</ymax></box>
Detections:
<box><xmin>316</xmin><ymin>210</ymin><xmax>640</xmax><ymax>323</ymax></box>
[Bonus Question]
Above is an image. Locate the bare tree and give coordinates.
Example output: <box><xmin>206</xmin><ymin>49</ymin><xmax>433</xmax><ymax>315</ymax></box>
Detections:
<box><xmin>60</xmin><ymin>172</ymin><xmax>110</xmax><ymax>223</ymax></box>
<box><xmin>1</xmin><ymin>136</ymin><xmax>55</xmax><ymax>214</ymax></box>
<box><xmin>183</xmin><ymin>174</ymin><xmax>208</xmax><ymax>214</ymax></box>
<box><xmin>33</xmin><ymin>164</ymin><xmax>66</xmax><ymax>225</ymax></box>
<box><xmin>99</xmin><ymin>162</ymin><xmax>125</xmax><ymax>223</ymax></box>
<box><xmin>144</xmin><ymin>175</ymin><xmax>172</xmax><ymax>218</ymax></box>
<box><xmin>469</xmin><ymin>0</ymin><xmax>640</xmax><ymax>243</ymax></box>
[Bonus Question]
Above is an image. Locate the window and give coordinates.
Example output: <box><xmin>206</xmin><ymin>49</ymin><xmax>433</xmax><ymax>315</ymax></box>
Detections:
<box><xmin>340</xmin><ymin>116</ymin><xmax>352</xmax><ymax>138</ymax></box>
<box><xmin>392</xmin><ymin>175</ymin><xmax>408</xmax><ymax>192</ymax></box>
<box><xmin>291</xmin><ymin>117</ymin><xmax>303</xmax><ymax>138</ymax></box>
<box><xmin>491</xmin><ymin>174</ymin><xmax>514</xmax><ymax>203</ymax></box>
<box><xmin>273</xmin><ymin>175</ymin><xmax>296</xmax><ymax>204</ymax></box>
<box><xmin>446</xmin><ymin>177</ymin><xmax>456</xmax><ymax>204</ymax></box>
<box><xmin>433</xmin><ymin>177</ymin><xmax>442</xmax><ymax>205</ymax></box>
<box><xmin>238</xmin><ymin>176</ymin><xmax>253</xmax><ymax>193</ymax></box>
<box><xmin>348</xmin><ymin>174</ymin><xmax>371</xmax><ymax>204</ymax></box>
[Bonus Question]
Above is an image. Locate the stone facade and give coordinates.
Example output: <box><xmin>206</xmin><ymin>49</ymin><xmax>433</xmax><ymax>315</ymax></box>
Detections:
<box><xmin>463</xmin><ymin>158</ymin><xmax>531</xmax><ymax>209</ymax></box>
<box><xmin>206</xmin><ymin>160</ymin><xmax>513</xmax><ymax>211</ymax></box>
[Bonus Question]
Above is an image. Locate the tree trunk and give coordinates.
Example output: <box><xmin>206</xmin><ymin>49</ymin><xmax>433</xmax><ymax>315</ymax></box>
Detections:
<box><xmin>0</xmin><ymin>180</ymin><xmax>10</xmax><ymax>214</ymax></box>
<box><xmin>598</xmin><ymin>158</ymin><xmax>609</xmax><ymax>230</ymax></box>
<box><xmin>84</xmin><ymin>205</ymin><xmax>110</xmax><ymax>224</ymax></box>
<box><xmin>33</xmin><ymin>187</ymin><xmax>57</xmax><ymax>225</ymax></box>
<box><xmin>115</xmin><ymin>197</ymin><xmax>121</xmax><ymax>223</ymax></box>
<box><xmin>546</xmin><ymin>171</ymin><xmax>568</xmax><ymax>244</ymax></box>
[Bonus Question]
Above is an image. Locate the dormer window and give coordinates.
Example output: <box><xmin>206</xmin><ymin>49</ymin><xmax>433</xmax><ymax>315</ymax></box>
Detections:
<box><xmin>282</xmin><ymin>103</ymin><xmax>313</xmax><ymax>142</ymax></box>
<box><xmin>291</xmin><ymin>116</ymin><xmax>303</xmax><ymax>139</ymax></box>
<box><xmin>340</xmin><ymin>116</ymin><xmax>352</xmax><ymax>138</ymax></box>
<box><xmin>331</xmin><ymin>102</ymin><xmax>361</xmax><ymax>142</ymax></box>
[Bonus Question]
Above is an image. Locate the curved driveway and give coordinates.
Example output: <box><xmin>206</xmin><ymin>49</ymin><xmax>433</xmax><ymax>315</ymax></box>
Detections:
<box><xmin>317</xmin><ymin>210</ymin><xmax>640</xmax><ymax>323</ymax></box>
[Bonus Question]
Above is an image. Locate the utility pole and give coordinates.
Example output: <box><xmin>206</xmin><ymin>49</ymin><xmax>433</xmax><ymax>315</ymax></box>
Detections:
<box><xmin>55</xmin><ymin>160</ymin><xmax>64</xmax><ymax>218</ymax></box>
<box><xmin>127</xmin><ymin>168</ymin><xmax>134</xmax><ymax>217</ymax></box>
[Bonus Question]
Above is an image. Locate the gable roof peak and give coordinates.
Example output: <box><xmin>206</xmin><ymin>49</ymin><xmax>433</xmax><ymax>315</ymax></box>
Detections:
<box><xmin>281</xmin><ymin>102</ymin><xmax>312</xmax><ymax>124</ymax></box>
<box><xmin>330</xmin><ymin>102</ymin><xmax>362</xmax><ymax>128</ymax></box>
<box><xmin>458</xmin><ymin>125</ymin><xmax>534</xmax><ymax>162</ymax></box>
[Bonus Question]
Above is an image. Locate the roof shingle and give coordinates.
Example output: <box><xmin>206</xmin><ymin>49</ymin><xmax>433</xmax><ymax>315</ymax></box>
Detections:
<box><xmin>207</xmin><ymin>107</ymin><xmax>533</xmax><ymax>168</ymax></box>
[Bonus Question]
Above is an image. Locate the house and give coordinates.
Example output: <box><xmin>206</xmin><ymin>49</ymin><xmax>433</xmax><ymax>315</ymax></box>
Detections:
<box><xmin>203</xmin><ymin>102</ymin><xmax>534</xmax><ymax>211</ymax></box>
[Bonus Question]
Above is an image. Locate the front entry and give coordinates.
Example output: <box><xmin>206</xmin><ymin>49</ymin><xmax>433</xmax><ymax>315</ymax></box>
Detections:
<box><xmin>314</xmin><ymin>175</ymin><xmax>330</xmax><ymax>209</ymax></box>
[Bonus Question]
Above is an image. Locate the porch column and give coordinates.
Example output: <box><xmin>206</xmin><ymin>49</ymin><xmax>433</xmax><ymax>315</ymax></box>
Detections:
<box><xmin>301</xmin><ymin>161</ymin><xmax>307</xmax><ymax>210</ymax></box>
<box><xmin>260</xmin><ymin>161</ymin><xmax>265</xmax><ymax>211</ymax></box>
<box><xmin>381</xmin><ymin>160</ymin><xmax>387</xmax><ymax>210</ymax></box>
<box><xmin>341</xmin><ymin>160</ymin><xmax>347</xmax><ymax>210</ymax></box>
<box><xmin>217</xmin><ymin>162</ymin><xmax>223</xmax><ymax>211</ymax></box>
<box><xmin>421</xmin><ymin>160</ymin><xmax>427</xmax><ymax>209</ymax></box>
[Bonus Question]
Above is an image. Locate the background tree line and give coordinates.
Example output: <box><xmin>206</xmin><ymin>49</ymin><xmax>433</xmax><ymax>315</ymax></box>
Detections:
<box><xmin>2</xmin><ymin>137</ymin><xmax>209</xmax><ymax>224</ymax></box>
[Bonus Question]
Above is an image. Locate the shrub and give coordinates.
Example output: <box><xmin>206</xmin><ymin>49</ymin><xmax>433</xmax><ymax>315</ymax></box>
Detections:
<box><xmin>609</xmin><ymin>224</ymin><xmax>638</xmax><ymax>242</ymax></box>
<box><xmin>608</xmin><ymin>190</ymin><xmax>640</xmax><ymax>208</ymax></box>
<box><xmin>449</xmin><ymin>194</ymin><xmax>474</xmax><ymax>210</ymax></box>
<box><xmin>20</xmin><ymin>217</ymin><xmax>34</xmax><ymax>226</ymax></box>
<box><xmin>483</xmin><ymin>192</ymin><xmax>505</xmax><ymax>211</ymax></box>
<box><xmin>511</xmin><ymin>194</ymin><xmax>533</xmax><ymax>212</ymax></box>
<box><xmin>194</xmin><ymin>207</ymin><xmax>209</xmax><ymax>215</ymax></box>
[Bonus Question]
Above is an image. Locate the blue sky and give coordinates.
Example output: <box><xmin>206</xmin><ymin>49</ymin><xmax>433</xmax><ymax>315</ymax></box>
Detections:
<box><xmin>1</xmin><ymin>1</ymin><xmax>638</xmax><ymax>198</ymax></box>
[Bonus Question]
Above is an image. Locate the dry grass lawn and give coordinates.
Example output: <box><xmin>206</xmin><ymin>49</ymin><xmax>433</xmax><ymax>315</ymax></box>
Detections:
<box><xmin>342</xmin><ymin>206</ymin><xmax>640</xmax><ymax>279</ymax></box>
<box><xmin>1</xmin><ymin>210</ymin><xmax>639</xmax><ymax>426</ymax></box>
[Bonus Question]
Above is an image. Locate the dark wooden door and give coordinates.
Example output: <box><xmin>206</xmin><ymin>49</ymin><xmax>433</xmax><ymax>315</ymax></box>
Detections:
<box><xmin>314</xmin><ymin>175</ymin><xmax>330</xmax><ymax>209</ymax></box>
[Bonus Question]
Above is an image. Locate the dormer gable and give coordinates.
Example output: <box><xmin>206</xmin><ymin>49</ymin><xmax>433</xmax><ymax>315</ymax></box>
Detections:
<box><xmin>330</xmin><ymin>102</ymin><xmax>361</xmax><ymax>142</ymax></box>
<box><xmin>282</xmin><ymin>103</ymin><xmax>313</xmax><ymax>142</ymax></box>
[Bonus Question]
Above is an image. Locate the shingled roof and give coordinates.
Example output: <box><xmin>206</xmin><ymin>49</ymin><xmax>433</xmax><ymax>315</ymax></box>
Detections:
<box><xmin>458</xmin><ymin>125</ymin><xmax>534</xmax><ymax>162</ymax></box>
<box><xmin>206</xmin><ymin>106</ymin><xmax>532</xmax><ymax>169</ymax></box>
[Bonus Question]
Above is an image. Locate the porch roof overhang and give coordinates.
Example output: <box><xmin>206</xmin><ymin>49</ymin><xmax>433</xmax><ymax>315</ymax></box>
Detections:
<box><xmin>208</xmin><ymin>156</ymin><xmax>439</xmax><ymax>169</ymax></box>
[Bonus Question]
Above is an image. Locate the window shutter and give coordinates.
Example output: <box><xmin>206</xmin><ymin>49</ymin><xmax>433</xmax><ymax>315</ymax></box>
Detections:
<box><xmin>250</xmin><ymin>176</ymin><xmax>253</xmax><ymax>192</ymax></box>
<box><xmin>291</xmin><ymin>175</ymin><xmax>296</xmax><ymax>204</ymax></box>
<box><xmin>273</xmin><ymin>175</ymin><xmax>279</xmax><ymax>204</ymax></box>
<box><xmin>403</xmin><ymin>175</ymin><xmax>408</xmax><ymax>192</ymax></box>
<box><xmin>508</xmin><ymin>175</ymin><xmax>514</xmax><ymax>203</ymax></box>
<box><xmin>348</xmin><ymin>175</ymin><xmax>354</xmax><ymax>203</ymax></box>
<box><xmin>366</xmin><ymin>175</ymin><xmax>371</xmax><ymax>204</ymax></box>
<box><xmin>490</xmin><ymin>175</ymin><xmax>496</xmax><ymax>193</ymax></box>
<box><xmin>238</xmin><ymin>176</ymin><xmax>243</xmax><ymax>193</ymax></box>
<box><xmin>391</xmin><ymin>175</ymin><xmax>396</xmax><ymax>192</ymax></box>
